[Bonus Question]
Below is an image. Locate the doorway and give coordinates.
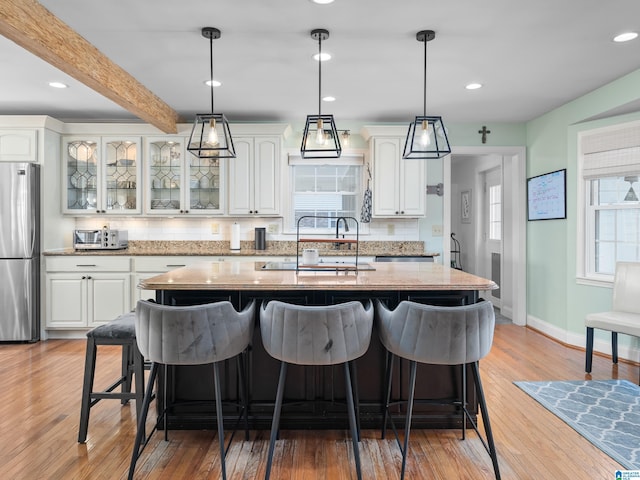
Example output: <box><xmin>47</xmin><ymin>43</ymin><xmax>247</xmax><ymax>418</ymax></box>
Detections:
<box><xmin>444</xmin><ymin>146</ymin><xmax>526</xmax><ymax>326</ymax></box>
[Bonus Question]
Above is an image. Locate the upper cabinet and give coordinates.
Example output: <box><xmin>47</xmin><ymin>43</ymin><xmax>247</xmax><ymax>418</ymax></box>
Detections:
<box><xmin>371</xmin><ymin>137</ymin><xmax>425</xmax><ymax>217</ymax></box>
<box><xmin>228</xmin><ymin>136</ymin><xmax>280</xmax><ymax>216</ymax></box>
<box><xmin>145</xmin><ymin>137</ymin><xmax>225</xmax><ymax>215</ymax></box>
<box><xmin>0</xmin><ymin>129</ymin><xmax>38</xmax><ymax>162</ymax></box>
<box><xmin>62</xmin><ymin>136</ymin><xmax>142</xmax><ymax>215</ymax></box>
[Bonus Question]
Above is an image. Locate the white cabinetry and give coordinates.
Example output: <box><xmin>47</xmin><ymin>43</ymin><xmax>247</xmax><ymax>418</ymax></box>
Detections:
<box><xmin>371</xmin><ymin>137</ymin><xmax>425</xmax><ymax>217</ymax></box>
<box><xmin>145</xmin><ymin>137</ymin><xmax>225</xmax><ymax>215</ymax></box>
<box><xmin>0</xmin><ymin>129</ymin><xmax>37</xmax><ymax>162</ymax></box>
<box><xmin>228</xmin><ymin>136</ymin><xmax>280</xmax><ymax>215</ymax></box>
<box><xmin>45</xmin><ymin>256</ymin><xmax>131</xmax><ymax>329</ymax></box>
<box><xmin>62</xmin><ymin>136</ymin><xmax>142</xmax><ymax>215</ymax></box>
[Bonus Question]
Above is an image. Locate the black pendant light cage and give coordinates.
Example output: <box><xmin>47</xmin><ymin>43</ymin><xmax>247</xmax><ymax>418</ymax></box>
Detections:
<box><xmin>301</xmin><ymin>29</ymin><xmax>342</xmax><ymax>159</ymax></box>
<box><xmin>188</xmin><ymin>27</ymin><xmax>236</xmax><ymax>159</ymax></box>
<box><xmin>403</xmin><ymin>30</ymin><xmax>451</xmax><ymax>160</ymax></box>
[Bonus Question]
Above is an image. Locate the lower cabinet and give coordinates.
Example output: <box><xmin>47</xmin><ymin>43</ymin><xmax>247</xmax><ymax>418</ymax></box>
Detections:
<box><xmin>45</xmin><ymin>256</ymin><xmax>131</xmax><ymax>329</ymax></box>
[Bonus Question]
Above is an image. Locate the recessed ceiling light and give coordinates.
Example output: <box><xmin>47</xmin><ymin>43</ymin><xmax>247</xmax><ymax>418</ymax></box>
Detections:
<box><xmin>313</xmin><ymin>52</ymin><xmax>331</xmax><ymax>61</ymax></box>
<box><xmin>614</xmin><ymin>32</ymin><xmax>638</xmax><ymax>42</ymax></box>
<box><xmin>323</xmin><ymin>96</ymin><xmax>336</xmax><ymax>102</ymax></box>
<box><xmin>204</xmin><ymin>79</ymin><xmax>222</xmax><ymax>87</ymax></box>
<box><xmin>465</xmin><ymin>83</ymin><xmax>482</xmax><ymax>90</ymax></box>
<box><xmin>48</xmin><ymin>82</ymin><xmax>68</xmax><ymax>89</ymax></box>
<box><xmin>311</xmin><ymin>0</ymin><xmax>335</xmax><ymax>4</ymax></box>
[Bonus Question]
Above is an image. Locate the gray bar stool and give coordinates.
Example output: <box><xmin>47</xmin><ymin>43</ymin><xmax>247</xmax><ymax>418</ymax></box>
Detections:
<box><xmin>260</xmin><ymin>300</ymin><xmax>374</xmax><ymax>480</ymax></box>
<box><xmin>375</xmin><ymin>299</ymin><xmax>501</xmax><ymax>480</ymax></box>
<box><xmin>78</xmin><ymin>312</ymin><xmax>144</xmax><ymax>443</ymax></box>
<box><xmin>127</xmin><ymin>299</ymin><xmax>256</xmax><ymax>480</ymax></box>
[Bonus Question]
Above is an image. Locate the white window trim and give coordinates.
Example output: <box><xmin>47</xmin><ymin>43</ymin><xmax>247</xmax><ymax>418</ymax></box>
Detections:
<box><xmin>576</xmin><ymin>119</ymin><xmax>640</xmax><ymax>287</ymax></box>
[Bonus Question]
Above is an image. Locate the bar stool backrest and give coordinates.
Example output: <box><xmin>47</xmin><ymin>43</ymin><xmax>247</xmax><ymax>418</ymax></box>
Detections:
<box><xmin>135</xmin><ymin>300</ymin><xmax>255</xmax><ymax>365</ymax></box>
<box><xmin>260</xmin><ymin>300</ymin><xmax>374</xmax><ymax>365</ymax></box>
<box><xmin>375</xmin><ymin>299</ymin><xmax>495</xmax><ymax>365</ymax></box>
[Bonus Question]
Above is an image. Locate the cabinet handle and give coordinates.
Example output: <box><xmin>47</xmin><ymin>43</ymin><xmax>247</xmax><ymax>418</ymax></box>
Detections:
<box><xmin>401</xmin><ymin>211</ymin><xmax>405</xmax><ymax>214</ymax></box>
<box><xmin>395</xmin><ymin>211</ymin><xmax>399</xmax><ymax>214</ymax></box>
<box><xmin>81</xmin><ymin>276</ymin><xmax>86</xmax><ymax>280</ymax></box>
<box><xmin>87</xmin><ymin>276</ymin><xmax>92</xmax><ymax>280</ymax></box>
<box><xmin>255</xmin><ymin>210</ymin><xmax>258</xmax><ymax>214</ymax></box>
<box><xmin>165</xmin><ymin>264</ymin><xmax>186</xmax><ymax>268</ymax></box>
<box><xmin>184</xmin><ymin>210</ymin><xmax>189</xmax><ymax>214</ymax></box>
<box><xmin>76</xmin><ymin>264</ymin><xmax>96</xmax><ymax>267</ymax></box>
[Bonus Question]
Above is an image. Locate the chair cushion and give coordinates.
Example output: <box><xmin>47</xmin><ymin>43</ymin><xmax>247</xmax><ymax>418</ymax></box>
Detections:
<box><xmin>585</xmin><ymin>311</ymin><xmax>640</xmax><ymax>337</ymax></box>
<box><xmin>260</xmin><ymin>300</ymin><xmax>373</xmax><ymax>366</ymax></box>
<box><xmin>86</xmin><ymin>312</ymin><xmax>136</xmax><ymax>340</ymax></box>
<box><xmin>375</xmin><ymin>299</ymin><xmax>495</xmax><ymax>365</ymax></box>
<box><xmin>135</xmin><ymin>300</ymin><xmax>255</xmax><ymax>365</ymax></box>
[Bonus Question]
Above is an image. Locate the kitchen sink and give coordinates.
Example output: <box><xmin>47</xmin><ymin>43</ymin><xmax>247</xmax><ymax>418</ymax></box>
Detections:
<box><xmin>260</xmin><ymin>261</ymin><xmax>375</xmax><ymax>271</ymax></box>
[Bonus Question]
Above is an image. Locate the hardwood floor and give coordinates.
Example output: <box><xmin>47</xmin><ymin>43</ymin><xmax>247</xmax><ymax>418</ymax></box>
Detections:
<box><xmin>0</xmin><ymin>324</ymin><xmax>636</xmax><ymax>479</ymax></box>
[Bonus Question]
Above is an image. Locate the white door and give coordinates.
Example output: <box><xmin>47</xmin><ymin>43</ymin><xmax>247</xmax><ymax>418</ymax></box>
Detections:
<box><xmin>483</xmin><ymin>167</ymin><xmax>502</xmax><ymax>307</ymax></box>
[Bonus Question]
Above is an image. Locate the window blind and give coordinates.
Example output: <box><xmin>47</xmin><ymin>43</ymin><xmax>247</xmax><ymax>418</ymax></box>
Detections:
<box><xmin>581</xmin><ymin>121</ymin><xmax>640</xmax><ymax>179</ymax></box>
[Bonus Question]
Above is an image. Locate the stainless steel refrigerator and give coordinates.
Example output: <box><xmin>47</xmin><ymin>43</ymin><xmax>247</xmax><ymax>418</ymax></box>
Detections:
<box><xmin>0</xmin><ymin>163</ymin><xmax>40</xmax><ymax>342</ymax></box>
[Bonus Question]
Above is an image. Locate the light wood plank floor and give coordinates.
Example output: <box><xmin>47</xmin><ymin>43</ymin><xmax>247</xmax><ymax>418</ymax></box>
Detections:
<box><xmin>0</xmin><ymin>324</ymin><xmax>636</xmax><ymax>479</ymax></box>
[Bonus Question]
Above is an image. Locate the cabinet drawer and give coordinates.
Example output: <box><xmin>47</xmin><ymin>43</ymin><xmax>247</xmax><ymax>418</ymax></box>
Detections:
<box><xmin>133</xmin><ymin>256</ymin><xmax>214</xmax><ymax>272</ymax></box>
<box><xmin>46</xmin><ymin>256</ymin><xmax>131</xmax><ymax>272</ymax></box>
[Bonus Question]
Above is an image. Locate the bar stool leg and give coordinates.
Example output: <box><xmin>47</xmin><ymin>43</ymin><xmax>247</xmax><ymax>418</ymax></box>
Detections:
<box><xmin>344</xmin><ymin>362</ymin><xmax>362</xmax><ymax>480</ymax></box>
<box><xmin>236</xmin><ymin>352</ymin><xmax>250</xmax><ymax>441</ymax></box>
<box><xmin>381</xmin><ymin>353</ymin><xmax>394</xmax><ymax>440</ymax></box>
<box><xmin>122</xmin><ymin>343</ymin><xmax>131</xmax><ymax>405</ymax></box>
<box><xmin>471</xmin><ymin>362</ymin><xmax>501</xmax><ymax>480</ymax></box>
<box><xmin>265</xmin><ymin>362</ymin><xmax>288</xmax><ymax>480</ymax></box>
<box><xmin>461</xmin><ymin>364</ymin><xmax>467</xmax><ymax>440</ymax></box>
<box><xmin>128</xmin><ymin>362</ymin><xmax>158</xmax><ymax>480</ymax></box>
<box><xmin>349</xmin><ymin>361</ymin><xmax>362</xmax><ymax>442</ymax></box>
<box><xmin>78</xmin><ymin>337</ymin><xmax>97</xmax><ymax>443</ymax></box>
<box><xmin>401</xmin><ymin>360</ymin><xmax>417</xmax><ymax>480</ymax></box>
<box><xmin>612</xmin><ymin>332</ymin><xmax>619</xmax><ymax>364</ymax></box>
<box><xmin>213</xmin><ymin>362</ymin><xmax>227</xmax><ymax>480</ymax></box>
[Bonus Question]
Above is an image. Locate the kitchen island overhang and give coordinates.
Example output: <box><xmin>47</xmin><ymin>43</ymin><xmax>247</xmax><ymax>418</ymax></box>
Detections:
<box><xmin>139</xmin><ymin>261</ymin><xmax>497</xmax><ymax>430</ymax></box>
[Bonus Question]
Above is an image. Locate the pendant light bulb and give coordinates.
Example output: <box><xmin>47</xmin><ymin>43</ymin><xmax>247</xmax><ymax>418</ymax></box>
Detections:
<box><xmin>420</xmin><ymin>120</ymin><xmax>432</xmax><ymax>147</ymax></box>
<box><xmin>315</xmin><ymin>118</ymin><xmax>325</xmax><ymax>145</ymax></box>
<box><xmin>207</xmin><ymin>118</ymin><xmax>219</xmax><ymax>146</ymax></box>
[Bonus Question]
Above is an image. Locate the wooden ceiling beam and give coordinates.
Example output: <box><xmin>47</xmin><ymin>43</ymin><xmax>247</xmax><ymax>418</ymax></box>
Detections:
<box><xmin>0</xmin><ymin>0</ymin><xmax>180</xmax><ymax>133</ymax></box>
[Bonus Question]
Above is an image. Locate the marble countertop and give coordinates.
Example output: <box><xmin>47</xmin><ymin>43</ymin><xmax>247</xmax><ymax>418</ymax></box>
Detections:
<box><xmin>140</xmin><ymin>261</ymin><xmax>495</xmax><ymax>291</ymax></box>
<box><xmin>44</xmin><ymin>240</ymin><xmax>438</xmax><ymax>257</ymax></box>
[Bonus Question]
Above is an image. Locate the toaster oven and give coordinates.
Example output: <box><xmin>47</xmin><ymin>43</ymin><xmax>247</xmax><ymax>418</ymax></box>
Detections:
<box><xmin>74</xmin><ymin>228</ymin><xmax>128</xmax><ymax>250</ymax></box>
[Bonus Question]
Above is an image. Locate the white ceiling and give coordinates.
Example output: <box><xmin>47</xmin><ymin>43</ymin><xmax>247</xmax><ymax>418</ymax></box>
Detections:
<box><xmin>2</xmin><ymin>0</ymin><xmax>640</xmax><ymax>127</ymax></box>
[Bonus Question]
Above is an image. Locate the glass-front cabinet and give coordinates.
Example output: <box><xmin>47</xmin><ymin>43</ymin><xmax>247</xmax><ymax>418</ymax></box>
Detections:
<box><xmin>145</xmin><ymin>137</ymin><xmax>224</xmax><ymax>215</ymax></box>
<box><xmin>63</xmin><ymin>136</ymin><xmax>142</xmax><ymax>215</ymax></box>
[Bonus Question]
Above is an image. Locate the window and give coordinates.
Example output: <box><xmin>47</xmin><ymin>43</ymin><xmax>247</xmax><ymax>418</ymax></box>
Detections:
<box><xmin>489</xmin><ymin>184</ymin><xmax>502</xmax><ymax>241</ymax></box>
<box><xmin>587</xmin><ymin>176</ymin><xmax>640</xmax><ymax>275</ymax></box>
<box><xmin>579</xmin><ymin>121</ymin><xmax>640</xmax><ymax>281</ymax></box>
<box><xmin>290</xmin><ymin>163</ymin><xmax>362</xmax><ymax>231</ymax></box>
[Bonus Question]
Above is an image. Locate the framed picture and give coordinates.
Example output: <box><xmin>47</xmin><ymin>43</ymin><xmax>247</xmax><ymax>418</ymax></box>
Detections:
<box><xmin>461</xmin><ymin>190</ymin><xmax>471</xmax><ymax>223</ymax></box>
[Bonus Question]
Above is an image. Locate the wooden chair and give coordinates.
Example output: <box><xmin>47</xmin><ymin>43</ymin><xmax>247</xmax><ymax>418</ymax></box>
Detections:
<box><xmin>585</xmin><ymin>262</ymin><xmax>640</xmax><ymax>378</ymax></box>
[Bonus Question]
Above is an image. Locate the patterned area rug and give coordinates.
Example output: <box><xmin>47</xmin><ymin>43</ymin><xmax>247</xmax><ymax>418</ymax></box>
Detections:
<box><xmin>514</xmin><ymin>380</ymin><xmax>640</xmax><ymax>470</ymax></box>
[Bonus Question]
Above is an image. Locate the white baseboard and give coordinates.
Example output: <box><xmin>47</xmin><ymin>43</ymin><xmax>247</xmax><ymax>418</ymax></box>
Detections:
<box><xmin>527</xmin><ymin>314</ymin><xmax>639</xmax><ymax>363</ymax></box>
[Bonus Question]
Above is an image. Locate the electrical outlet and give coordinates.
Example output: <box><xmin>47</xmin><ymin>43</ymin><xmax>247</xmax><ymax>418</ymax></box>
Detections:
<box><xmin>387</xmin><ymin>224</ymin><xmax>395</xmax><ymax>235</ymax></box>
<box><xmin>432</xmin><ymin>225</ymin><xmax>443</xmax><ymax>236</ymax></box>
<box><xmin>210</xmin><ymin>222</ymin><xmax>220</xmax><ymax>235</ymax></box>
<box><xmin>267</xmin><ymin>224</ymin><xmax>278</xmax><ymax>234</ymax></box>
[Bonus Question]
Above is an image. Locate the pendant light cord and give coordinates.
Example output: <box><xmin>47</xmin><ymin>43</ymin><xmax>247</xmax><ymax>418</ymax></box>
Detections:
<box><xmin>423</xmin><ymin>35</ymin><xmax>427</xmax><ymax>117</ymax></box>
<box><xmin>209</xmin><ymin>34</ymin><xmax>215</xmax><ymax>114</ymax></box>
<box><xmin>318</xmin><ymin>34</ymin><xmax>322</xmax><ymax>117</ymax></box>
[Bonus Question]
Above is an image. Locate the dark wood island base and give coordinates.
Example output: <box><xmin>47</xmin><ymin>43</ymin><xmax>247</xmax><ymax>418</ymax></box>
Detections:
<box><xmin>141</xmin><ymin>262</ymin><xmax>497</xmax><ymax>431</ymax></box>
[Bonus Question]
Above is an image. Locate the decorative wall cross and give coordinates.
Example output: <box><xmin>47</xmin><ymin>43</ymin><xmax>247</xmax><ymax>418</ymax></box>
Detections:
<box><xmin>478</xmin><ymin>125</ymin><xmax>491</xmax><ymax>144</ymax></box>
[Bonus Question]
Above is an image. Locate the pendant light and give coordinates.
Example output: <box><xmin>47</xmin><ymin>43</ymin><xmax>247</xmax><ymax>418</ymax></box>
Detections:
<box><xmin>188</xmin><ymin>27</ymin><xmax>236</xmax><ymax>159</ymax></box>
<box><xmin>300</xmin><ymin>29</ymin><xmax>342</xmax><ymax>159</ymax></box>
<box><xmin>403</xmin><ymin>30</ymin><xmax>451</xmax><ymax>159</ymax></box>
<box><xmin>624</xmin><ymin>175</ymin><xmax>639</xmax><ymax>202</ymax></box>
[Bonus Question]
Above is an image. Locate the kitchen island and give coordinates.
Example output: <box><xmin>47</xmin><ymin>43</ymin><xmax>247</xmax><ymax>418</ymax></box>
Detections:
<box><xmin>139</xmin><ymin>261</ymin><xmax>496</xmax><ymax>430</ymax></box>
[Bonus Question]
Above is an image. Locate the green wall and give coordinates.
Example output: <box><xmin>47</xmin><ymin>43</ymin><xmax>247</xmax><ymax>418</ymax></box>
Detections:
<box><xmin>526</xmin><ymin>68</ymin><xmax>640</xmax><ymax>337</ymax></box>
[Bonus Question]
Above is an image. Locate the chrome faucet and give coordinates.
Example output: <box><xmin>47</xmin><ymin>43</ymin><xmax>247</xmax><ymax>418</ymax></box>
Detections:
<box><xmin>335</xmin><ymin>217</ymin><xmax>350</xmax><ymax>249</ymax></box>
